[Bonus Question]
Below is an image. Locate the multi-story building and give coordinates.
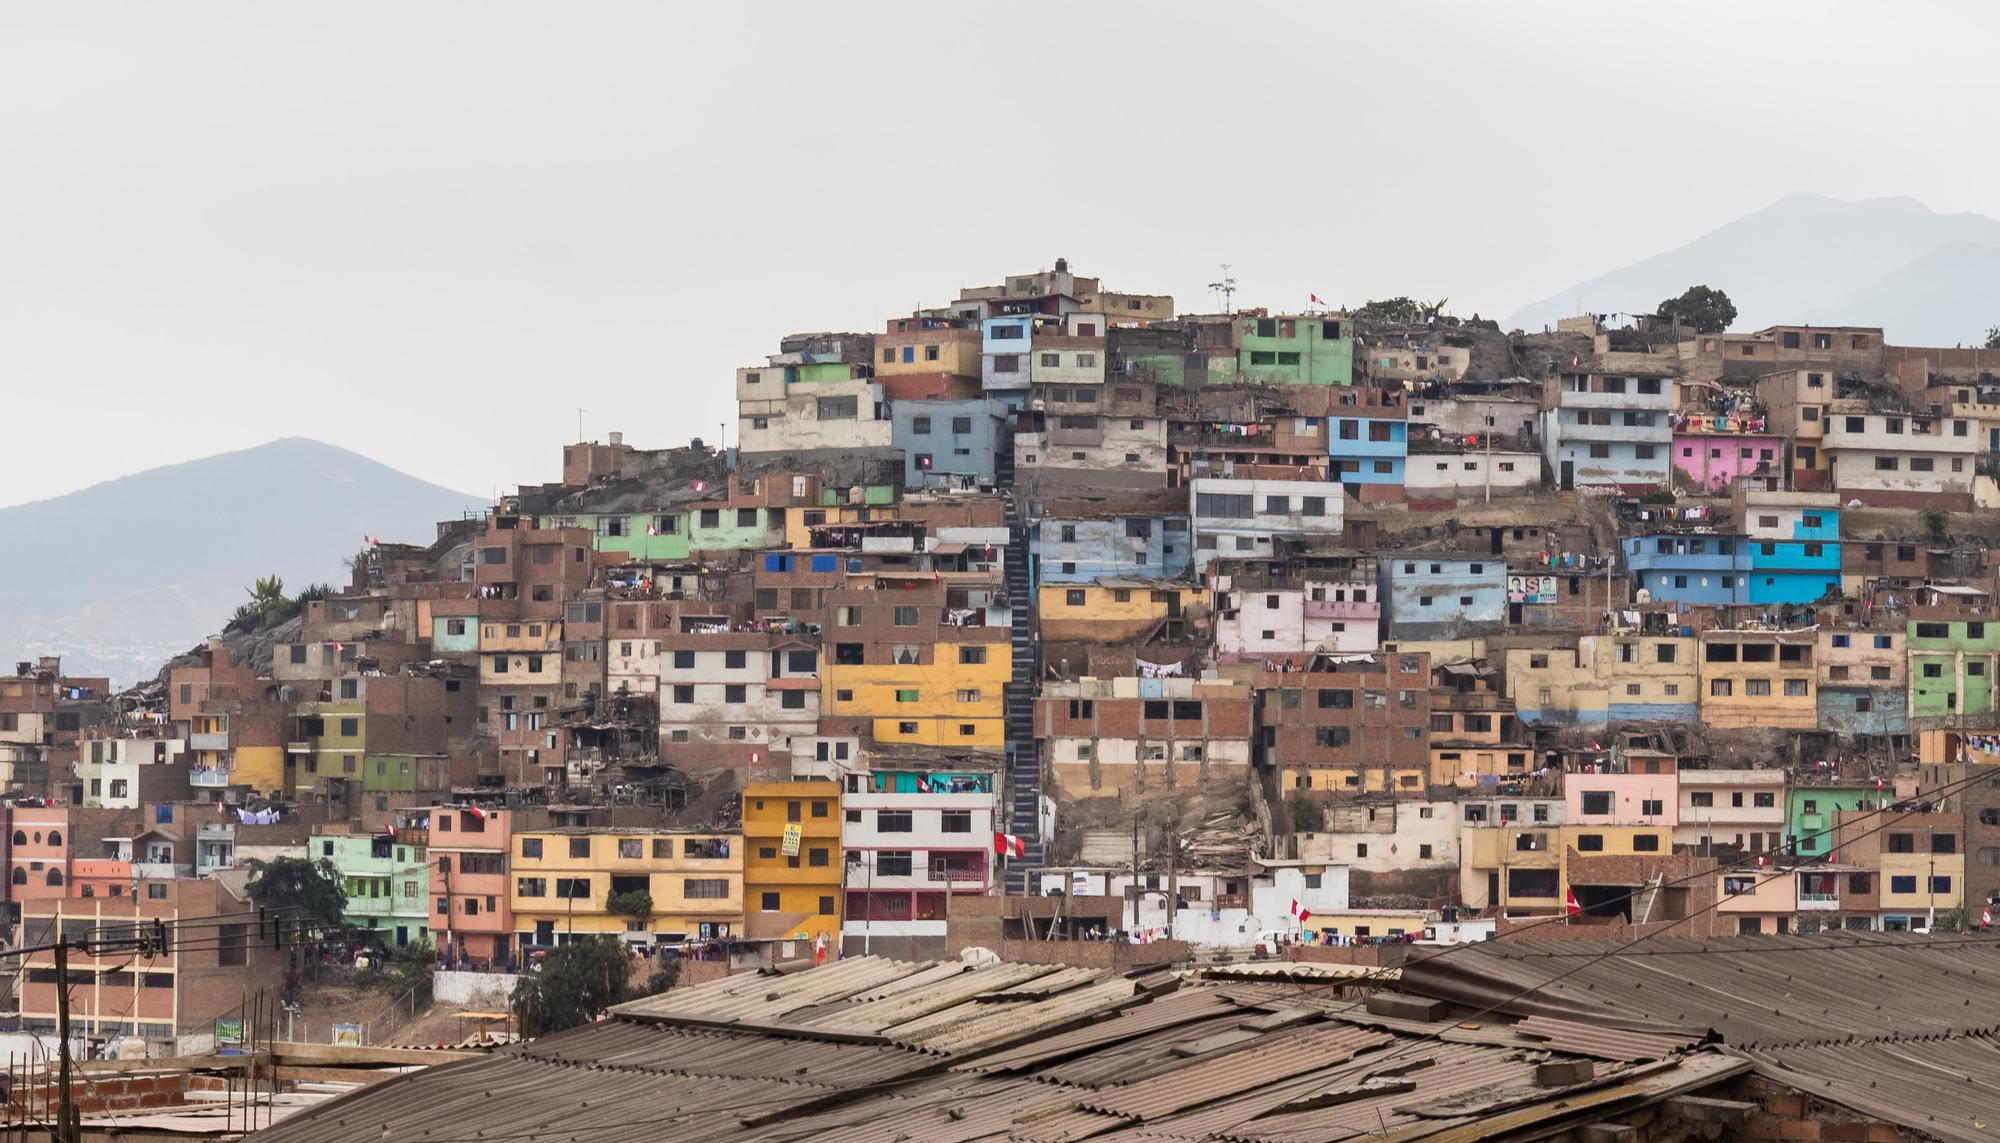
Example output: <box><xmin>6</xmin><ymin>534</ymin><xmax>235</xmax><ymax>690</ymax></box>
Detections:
<box><xmin>1036</xmin><ymin>580</ymin><xmax>1200</xmax><ymax>645</ymax></box>
<box><xmin>73</xmin><ymin>732</ymin><xmax>188</xmax><ymax>808</ymax></box>
<box><xmin>741</xmin><ymin>779</ymin><xmax>842</xmax><ymax>945</ymax></box>
<box><xmin>819</xmin><ymin>575</ymin><xmax>1010</xmax><ymax>749</ymax></box>
<box><xmin>1821</xmin><ymin>407</ymin><xmax>1979</xmax><ymax>509</ymax></box>
<box><xmin>1427</xmin><ymin>659</ymin><xmax>1527</xmax><ymax>788</ymax></box>
<box><xmin>17</xmin><ymin>877</ymin><xmax>287</xmax><ymax>1048</ymax></box>
<box><xmin>1031</xmin><ymin>498</ymin><xmax>1192</xmax><ymax>583</ymax></box>
<box><xmin>654</xmin><ymin>628</ymin><xmax>820</xmax><ymax>775</ymax></box>
<box><xmin>1188</xmin><ymin>477</ymin><xmax>1346</xmax><ymax>573</ymax></box>
<box><xmin>511</xmin><ymin>826</ymin><xmax>743</xmax><ymax>949</ymax></box>
<box><xmin>892</xmin><ymin>398</ymin><xmax>1010</xmax><ymax>490</ymax></box>
<box><xmin>1208</xmin><ymin>551</ymin><xmax>1380</xmax><ymax>661</ymax></box>
<box><xmin>1542</xmin><ymin>369</ymin><xmax>1672</xmax><ymax>492</ymax></box>
<box><xmin>1505</xmin><ymin>634</ymin><xmax>1697</xmax><ymax>725</ymax></box>
<box><xmin>311</xmin><ymin>825</ymin><xmax>431</xmax><ymax>949</ymax></box>
<box><xmin>1754</xmin><ymin>368</ymin><xmax>1834</xmax><ymax>490</ymax></box>
<box><xmin>169</xmin><ymin>642</ymin><xmax>287</xmax><ymax>796</ymax></box>
<box><xmin>1674</xmin><ymin>769</ymin><xmax>1787</xmax><ymax>853</ymax></box>
<box><xmin>1037</xmin><ymin>677</ymin><xmax>1254</xmax><ymax>799</ymax></box>
<box><xmin>833</xmin><ymin>762</ymin><xmax>999</xmax><ymax>959</ymax></box>
<box><xmin>1907</xmin><ymin>586</ymin><xmax>2000</xmax><ymax>721</ymax></box>
<box><xmin>1326</xmin><ymin>387</ymin><xmax>1409</xmax><ymax>497</ymax></box>
<box><xmin>1235</xmin><ymin>312</ymin><xmax>1354</xmax><ymax>387</ymax></box>
<box><xmin>1262</xmin><ymin>651</ymin><xmax>1432</xmax><ymax>797</ymax></box>
<box><xmin>875</xmin><ymin>313</ymin><xmax>983</xmax><ymax>401</ymax></box>
<box><xmin>1697</xmin><ymin>626</ymin><xmax>1819</xmax><ymax>730</ymax></box>
<box><xmin>1378</xmin><ymin>555</ymin><xmax>1507</xmax><ymax>640</ymax></box>
<box><xmin>1014</xmin><ymin>376</ymin><xmax>1167</xmax><ymax>493</ymax></box>
<box><xmin>1817</xmin><ymin>624</ymin><xmax>1907</xmax><ymax>734</ymax></box>
<box><xmin>429</xmin><ymin>804</ymin><xmax>516</xmax><ymax>967</ymax></box>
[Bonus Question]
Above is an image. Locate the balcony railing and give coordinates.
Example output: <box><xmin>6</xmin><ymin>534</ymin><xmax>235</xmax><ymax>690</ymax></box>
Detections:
<box><xmin>189</xmin><ymin>768</ymin><xmax>231</xmax><ymax>788</ymax></box>
<box><xmin>1796</xmin><ymin>893</ymin><xmax>1841</xmax><ymax>910</ymax></box>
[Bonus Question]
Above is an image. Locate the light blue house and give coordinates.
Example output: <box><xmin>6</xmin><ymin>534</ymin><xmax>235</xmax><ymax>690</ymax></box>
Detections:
<box><xmin>1328</xmin><ymin>414</ymin><xmax>1408</xmax><ymax>486</ymax></box>
<box><xmin>893</xmin><ymin>399</ymin><xmax>1010</xmax><ymax>490</ymax></box>
<box><xmin>1032</xmin><ymin>514</ymin><xmax>1192</xmax><ymax>584</ymax></box>
<box><xmin>1378</xmin><ymin>555</ymin><xmax>1508</xmax><ymax>639</ymax></box>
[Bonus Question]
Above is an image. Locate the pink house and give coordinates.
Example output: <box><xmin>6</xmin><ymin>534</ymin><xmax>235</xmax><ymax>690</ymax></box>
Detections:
<box><xmin>1672</xmin><ymin>432</ymin><xmax>1783</xmax><ymax>491</ymax></box>
<box><xmin>1565</xmin><ymin>772</ymin><xmax>1679</xmax><ymax>828</ymax></box>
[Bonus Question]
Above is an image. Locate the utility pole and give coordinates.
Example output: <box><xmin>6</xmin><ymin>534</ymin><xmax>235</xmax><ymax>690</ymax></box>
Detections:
<box><xmin>54</xmin><ymin>941</ymin><xmax>77</xmax><ymax>1143</ymax></box>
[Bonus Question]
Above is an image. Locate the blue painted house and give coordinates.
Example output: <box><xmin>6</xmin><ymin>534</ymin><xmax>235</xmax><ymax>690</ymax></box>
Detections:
<box><xmin>1625</xmin><ymin>491</ymin><xmax>1841</xmax><ymax>608</ymax></box>
<box><xmin>1378</xmin><ymin>555</ymin><xmax>1508</xmax><ymax>639</ymax></box>
<box><xmin>1329</xmin><ymin>416</ymin><xmax>1407</xmax><ymax>486</ymax></box>
<box><xmin>1032</xmin><ymin>514</ymin><xmax>1191</xmax><ymax>583</ymax></box>
<box><xmin>893</xmin><ymin>398</ymin><xmax>1010</xmax><ymax>490</ymax></box>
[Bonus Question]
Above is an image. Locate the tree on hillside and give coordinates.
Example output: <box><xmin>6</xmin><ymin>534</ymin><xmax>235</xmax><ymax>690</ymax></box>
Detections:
<box><xmin>1984</xmin><ymin>325</ymin><xmax>1999</xmax><ymax>350</ymax></box>
<box><xmin>1657</xmin><ymin>285</ymin><xmax>1738</xmax><ymax>334</ymax></box>
<box><xmin>512</xmin><ymin>937</ymin><xmax>634</xmax><ymax>1037</ymax></box>
<box><xmin>245</xmin><ymin>856</ymin><xmax>348</xmax><ymax>938</ymax></box>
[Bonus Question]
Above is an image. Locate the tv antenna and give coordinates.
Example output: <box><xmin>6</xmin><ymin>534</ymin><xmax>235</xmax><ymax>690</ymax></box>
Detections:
<box><xmin>1208</xmin><ymin>264</ymin><xmax>1236</xmax><ymax>313</ymax></box>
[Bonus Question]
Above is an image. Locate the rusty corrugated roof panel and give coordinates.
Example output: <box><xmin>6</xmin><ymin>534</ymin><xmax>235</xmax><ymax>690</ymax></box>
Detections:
<box><xmin>1512</xmin><ymin>1014</ymin><xmax>1700</xmax><ymax>1061</ymax></box>
<box><xmin>1745</xmin><ymin>1032</ymin><xmax>2000</xmax><ymax>1143</ymax></box>
<box><xmin>955</xmin><ymin>986</ymin><xmax>1239</xmax><ymax>1074</ymax></box>
<box><xmin>1076</xmin><ymin>1024</ymin><xmax>1392</xmax><ymax>1121</ymax></box>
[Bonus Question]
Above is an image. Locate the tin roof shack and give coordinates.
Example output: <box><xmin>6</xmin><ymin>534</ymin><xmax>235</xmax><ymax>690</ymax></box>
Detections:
<box><xmin>1257</xmin><ymin>651</ymin><xmax>1432</xmax><ymax>798</ymax></box>
<box><xmin>1035</xmin><ymin>676</ymin><xmax>1252</xmax><ymax>800</ymax></box>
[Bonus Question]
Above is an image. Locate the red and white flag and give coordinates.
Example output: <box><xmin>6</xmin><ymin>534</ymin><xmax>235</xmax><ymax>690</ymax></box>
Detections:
<box><xmin>468</xmin><ymin>805</ymin><xmax>488</xmax><ymax>821</ymax></box>
<box><xmin>331</xmin><ymin>641</ymin><xmax>344</xmax><ymax>654</ymax></box>
<box><xmin>1755</xmin><ymin>853</ymin><xmax>1768</xmax><ymax>868</ymax></box>
<box><xmin>645</xmin><ymin>523</ymin><xmax>659</xmax><ymax>536</ymax></box>
<box><xmin>692</xmin><ymin>480</ymin><xmax>709</xmax><ymax>493</ymax></box>
<box><xmin>1310</xmin><ymin>293</ymin><xmax>1326</xmax><ymax>307</ymax></box>
<box><xmin>1564</xmin><ymin>888</ymin><xmax>1582</xmax><ymax>918</ymax></box>
<box><xmin>363</xmin><ymin>535</ymin><xmax>379</xmax><ymax>547</ymax></box>
<box><xmin>1983</xmin><ymin>905</ymin><xmax>1993</xmax><ymax>931</ymax></box>
<box><xmin>1289</xmin><ymin>898</ymin><xmax>1313</xmax><ymax>926</ymax></box>
<box><xmin>814</xmin><ymin>932</ymin><xmax>829</xmax><ymax>964</ymax></box>
<box><xmin>994</xmin><ymin>832</ymin><xmax>1026</xmax><ymax>859</ymax></box>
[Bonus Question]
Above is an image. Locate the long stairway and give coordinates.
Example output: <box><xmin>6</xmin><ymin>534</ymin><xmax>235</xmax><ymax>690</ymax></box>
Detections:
<box><xmin>1002</xmin><ymin>492</ymin><xmax>1042</xmax><ymax>893</ymax></box>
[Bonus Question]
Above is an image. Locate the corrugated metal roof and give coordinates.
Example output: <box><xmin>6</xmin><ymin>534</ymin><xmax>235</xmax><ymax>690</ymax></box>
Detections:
<box><xmin>1745</xmin><ymin>1032</ymin><xmax>2000</xmax><ymax>1143</ymax></box>
<box><xmin>250</xmin><ymin>962</ymin><xmax>1797</xmax><ymax>1143</ymax></box>
<box><xmin>1512</xmin><ymin>1014</ymin><xmax>1700</xmax><ymax>1062</ymax></box>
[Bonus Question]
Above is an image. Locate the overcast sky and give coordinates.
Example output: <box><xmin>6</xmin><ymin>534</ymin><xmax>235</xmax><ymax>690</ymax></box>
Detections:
<box><xmin>4</xmin><ymin>1</ymin><xmax>1998</xmax><ymax>507</ymax></box>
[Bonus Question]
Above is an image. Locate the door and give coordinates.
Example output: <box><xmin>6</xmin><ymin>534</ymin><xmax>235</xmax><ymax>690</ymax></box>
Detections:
<box><xmin>1486</xmin><ymin>871</ymin><xmax>1500</xmax><ymax>908</ymax></box>
<box><xmin>1559</xmin><ymin>461</ymin><xmax>1574</xmax><ymax>491</ymax></box>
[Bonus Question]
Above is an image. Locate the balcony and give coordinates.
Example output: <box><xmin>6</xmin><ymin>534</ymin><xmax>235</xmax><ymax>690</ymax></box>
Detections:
<box><xmin>1796</xmin><ymin>893</ymin><xmax>1841</xmax><ymax>911</ymax></box>
<box><xmin>189</xmin><ymin>768</ymin><xmax>231</xmax><ymax>788</ymax></box>
<box><xmin>189</xmin><ymin>732</ymin><xmax>230</xmax><ymax>752</ymax></box>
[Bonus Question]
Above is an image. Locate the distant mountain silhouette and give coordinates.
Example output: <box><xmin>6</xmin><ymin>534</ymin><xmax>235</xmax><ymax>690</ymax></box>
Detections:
<box><xmin>0</xmin><ymin>438</ymin><xmax>483</xmax><ymax>685</ymax></box>
<box><xmin>1506</xmin><ymin>193</ymin><xmax>2000</xmax><ymax>344</ymax></box>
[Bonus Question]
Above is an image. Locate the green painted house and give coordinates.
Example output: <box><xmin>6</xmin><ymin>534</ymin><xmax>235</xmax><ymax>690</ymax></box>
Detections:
<box><xmin>313</xmin><ymin>831</ymin><xmax>431</xmax><ymax>948</ymax></box>
<box><xmin>545</xmin><ymin>506</ymin><xmax>787</xmax><ymax>562</ymax></box>
<box><xmin>1787</xmin><ymin>785</ymin><xmax>1879</xmax><ymax>855</ymax></box>
<box><xmin>1238</xmin><ymin>314</ymin><xmax>1353</xmax><ymax>386</ymax></box>
<box><xmin>1908</xmin><ymin>615</ymin><xmax>2000</xmax><ymax>719</ymax></box>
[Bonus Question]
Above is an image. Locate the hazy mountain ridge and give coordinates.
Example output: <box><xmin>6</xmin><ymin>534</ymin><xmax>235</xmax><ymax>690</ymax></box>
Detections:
<box><xmin>1505</xmin><ymin>193</ymin><xmax>2000</xmax><ymax>344</ymax></box>
<box><xmin>0</xmin><ymin>438</ymin><xmax>484</xmax><ymax>685</ymax></box>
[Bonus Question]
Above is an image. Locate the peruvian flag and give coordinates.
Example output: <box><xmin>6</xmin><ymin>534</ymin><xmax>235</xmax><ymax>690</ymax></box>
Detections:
<box><xmin>468</xmin><ymin>805</ymin><xmax>489</xmax><ymax>822</ymax></box>
<box><xmin>1290</xmin><ymin>899</ymin><xmax>1313</xmax><ymax>926</ymax></box>
<box><xmin>993</xmin><ymin>832</ymin><xmax>1026</xmax><ymax>859</ymax></box>
<box><xmin>384</xmin><ymin>822</ymin><xmax>397</xmax><ymax>840</ymax></box>
<box><xmin>363</xmin><ymin>535</ymin><xmax>379</xmax><ymax>547</ymax></box>
<box><xmin>1983</xmin><ymin>905</ymin><xmax>1993</xmax><ymax>931</ymax></box>
<box><xmin>1310</xmin><ymin>293</ymin><xmax>1326</xmax><ymax>307</ymax></box>
<box><xmin>692</xmin><ymin>480</ymin><xmax>709</xmax><ymax>493</ymax></box>
<box><xmin>1756</xmin><ymin>853</ymin><xmax>1769</xmax><ymax>868</ymax></box>
<box><xmin>1564</xmin><ymin>888</ymin><xmax>1582</xmax><ymax>918</ymax></box>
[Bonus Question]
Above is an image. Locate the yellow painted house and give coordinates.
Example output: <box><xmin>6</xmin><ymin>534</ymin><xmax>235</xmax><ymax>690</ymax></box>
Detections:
<box><xmin>189</xmin><ymin>712</ymin><xmax>284</xmax><ymax>795</ymax></box>
<box><xmin>1459</xmin><ymin>824</ymin><xmax>1672</xmax><ymax>917</ymax></box>
<box><xmin>1504</xmin><ymin>635</ymin><xmax>1697</xmax><ymax>725</ymax></box>
<box><xmin>1697</xmin><ymin>629</ymin><xmax>1818</xmax><ymax>730</ymax></box>
<box><xmin>823</xmin><ymin>648</ymin><xmax>1010</xmax><ymax>748</ymax></box>
<box><xmin>1037</xmin><ymin>580</ymin><xmax>1201</xmax><ymax>643</ymax></box>
<box><xmin>509</xmin><ymin>827</ymin><xmax>743</xmax><ymax>948</ymax></box>
<box><xmin>741</xmin><ymin>780</ymin><xmax>843</xmax><ymax>943</ymax></box>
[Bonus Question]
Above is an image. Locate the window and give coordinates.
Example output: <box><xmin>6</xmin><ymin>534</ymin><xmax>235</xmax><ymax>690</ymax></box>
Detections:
<box><xmin>1575</xmin><ymin>834</ymin><xmax>1605</xmax><ymax>852</ymax></box>
<box><xmin>1641</xmin><ymin>799</ymin><xmax>1663</xmax><ymax>816</ymax></box>
<box><xmin>877</xmin><ymin>852</ymin><xmax>913</xmax><ymax>877</ymax></box>
<box><xmin>517</xmin><ymin>877</ymin><xmax>546</xmax><ymax>897</ymax></box>
<box><xmin>685</xmin><ymin>878</ymin><xmax>729</xmax><ymax>899</ymax></box>
<box><xmin>877</xmin><ymin>811</ymin><xmax>913</xmax><ymax>833</ymax></box>
<box><xmin>520</xmin><ymin>838</ymin><xmax>543</xmax><ymax>858</ymax></box>
<box><xmin>1690</xmin><ymin>791</ymin><xmax>1714</xmax><ymax>807</ymax></box>
<box><xmin>1632</xmin><ymin>835</ymin><xmax>1660</xmax><ymax>852</ymax></box>
<box><xmin>1580</xmin><ymin>791</ymin><xmax>1612</xmax><ymax>815</ymax></box>
<box><xmin>568</xmin><ymin>837</ymin><xmax>590</xmax><ymax>859</ymax></box>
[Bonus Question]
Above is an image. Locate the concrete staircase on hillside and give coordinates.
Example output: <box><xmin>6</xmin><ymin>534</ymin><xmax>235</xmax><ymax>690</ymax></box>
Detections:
<box><xmin>1002</xmin><ymin>493</ymin><xmax>1042</xmax><ymax>893</ymax></box>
